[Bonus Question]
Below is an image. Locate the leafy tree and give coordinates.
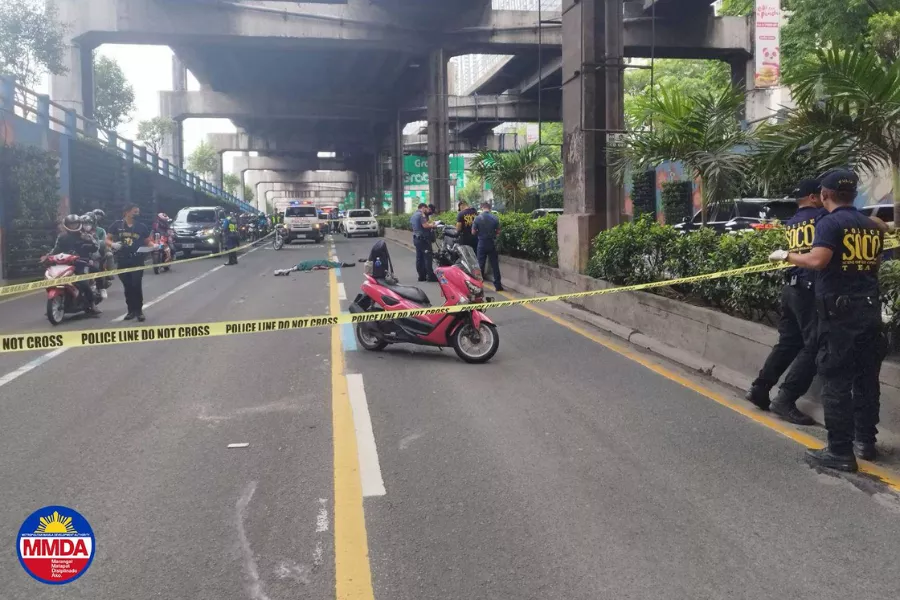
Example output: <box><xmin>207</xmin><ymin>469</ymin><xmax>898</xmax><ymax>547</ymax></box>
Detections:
<box><xmin>471</xmin><ymin>144</ymin><xmax>562</xmax><ymax>212</ymax></box>
<box><xmin>868</xmin><ymin>11</ymin><xmax>900</xmax><ymax>60</ymax></box>
<box><xmin>93</xmin><ymin>55</ymin><xmax>136</xmax><ymax>130</ymax></box>
<box><xmin>758</xmin><ymin>48</ymin><xmax>900</xmax><ymax>221</ymax></box>
<box><xmin>243</xmin><ymin>185</ymin><xmax>255</xmax><ymax>203</ymax></box>
<box><xmin>612</xmin><ymin>87</ymin><xmax>754</xmax><ymax>225</ymax></box>
<box><xmin>0</xmin><ymin>0</ymin><xmax>67</xmax><ymax>87</ymax></box>
<box><xmin>187</xmin><ymin>140</ymin><xmax>219</xmax><ymax>180</ymax></box>
<box><xmin>223</xmin><ymin>173</ymin><xmax>241</xmax><ymax>195</ymax></box>
<box><xmin>624</xmin><ymin>60</ymin><xmax>730</xmax><ymax>127</ymax></box>
<box><xmin>539</xmin><ymin>122</ymin><xmax>563</xmax><ymax>145</ymax></box>
<box><xmin>136</xmin><ymin>116</ymin><xmax>175</xmax><ymax>155</ymax></box>
<box><xmin>457</xmin><ymin>173</ymin><xmax>484</xmax><ymax>205</ymax></box>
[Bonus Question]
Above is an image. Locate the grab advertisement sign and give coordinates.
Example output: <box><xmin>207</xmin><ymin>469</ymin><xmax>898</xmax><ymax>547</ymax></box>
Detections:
<box><xmin>754</xmin><ymin>0</ymin><xmax>781</xmax><ymax>88</ymax></box>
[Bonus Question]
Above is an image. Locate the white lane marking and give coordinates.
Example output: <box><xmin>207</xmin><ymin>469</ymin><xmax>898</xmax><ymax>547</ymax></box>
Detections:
<box><xmin>111</xmin><ymin>265</ymin><xmax>225</xmax><ymax>322</ymax></box>
<box><xmin>313</xmin><ymin>542</ymin><xmax>324</xmax><ymax>568</ymax></box>
<box><xmin>337</xmin><ymin>282</ymin><xmax>347</xmax><ymax>300</ymax></box>
<box><xmin>0</xmin><ymin>254</ymin><xmax>243</xmax><ymax>389</ymax></box>
<box><xmin>236</xmin><ymin>482</ymin><xmax>272</xmax><ymax>600</ymax></box>
<box><xmin>227</xmin><ymin>443</ymin><xmax>250</xmax><ymax>449</ymax></box>
<box><xmin>0</xmin><ymin>348</ymin><xmax>68</xmax><ymax>387</ymax></box>
<box><xmin>316</xmin><ymin>498</ymin><xmax>329</xmax><ymax>532</ymax></box>
<box><xmin>346</xmin><ymin>373</ymin><xmax>386</xmax><ymax>497</ymax></box>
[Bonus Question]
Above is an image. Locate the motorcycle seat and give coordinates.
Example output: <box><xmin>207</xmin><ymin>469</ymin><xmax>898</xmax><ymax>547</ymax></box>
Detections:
<box><xmin>377</xmin><ymin>279</ymin><xmax>431</xmax><ymax>305</ymax></box>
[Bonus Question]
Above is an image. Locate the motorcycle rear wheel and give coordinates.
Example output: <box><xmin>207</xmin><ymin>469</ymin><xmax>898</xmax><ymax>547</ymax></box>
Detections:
<box><xmin>46</xmin><ymin>296</ymin><xmax>65</xmax><ymax>325</ymax></box>
<box><xmin>451</xmin><ymin>322</ymin><xmax>499</xmax><ymax>364</ymax></box>
<box><xmin>355</xmin><ymin>324</ymin><xmax>387</xmax><ymax>351</ymax></box>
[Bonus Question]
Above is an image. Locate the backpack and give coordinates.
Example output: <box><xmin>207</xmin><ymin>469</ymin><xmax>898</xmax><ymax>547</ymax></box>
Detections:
<box><xmin>366</xmin><ymin>240</ymin><xmax>394</xmax><ymax>280</ymax></box>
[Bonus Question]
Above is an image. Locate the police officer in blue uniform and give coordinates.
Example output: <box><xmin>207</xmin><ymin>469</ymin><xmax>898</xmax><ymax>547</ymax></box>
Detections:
<box><xmin>746</xmin><ymin>180</ymin><xmax>824</xmax><ymax>425</ymax></box>
<box><xmin>771</xmin><ymin>170</ymin><xmax>885</xmax><ymax>471</ymax></box>
<box><xmin>223</xmin><ymin>212</ymin><xmax>240</xmax><ymax>265</ymax></box>
<box><xmin>410</xmin><ymin>203</ymin><xmax>437</xmax><ymax>282</ymax></box>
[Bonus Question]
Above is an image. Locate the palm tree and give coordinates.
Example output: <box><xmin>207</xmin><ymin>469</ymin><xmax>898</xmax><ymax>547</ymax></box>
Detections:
<box><xmin>758</xmin><ymin>48</ymin><xmax>900</xmax><ymax>222</ymax></box>
<box><xmin>471</xmin><ymin>144</ymin><xmax>561</xmax><ymax>212</ymax></box>
<box><xmin>611</xmin><ymin>87</ymin><xmax>754</xmax><ymax>225</ymax></box>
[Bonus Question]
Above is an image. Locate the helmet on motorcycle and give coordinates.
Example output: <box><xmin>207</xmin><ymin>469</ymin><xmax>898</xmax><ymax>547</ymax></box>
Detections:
<box><xmin>92</xmin><ymin>209</ymin><xmax>105</xmax><ymax>220</ymax></box>
<box><xmin>63</xmin><ymin>214</ymin><xmax>82</xmax><ymax>232</ymax></box>
<box><xmin>80</xmin><ymin>213</ymin><xmax>96</xmax><ymax>231</ymax></box>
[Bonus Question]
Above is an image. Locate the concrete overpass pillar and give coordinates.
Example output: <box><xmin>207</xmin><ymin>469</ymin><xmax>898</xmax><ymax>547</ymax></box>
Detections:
<box><xmin>51</xmin><ymin>42</ymin><xmax>95</xmax><ymax>120</ymax></box>
<box><xmin>163</xmin><ymin>55</ymin><xmax>188</xmax><ymax>168</ymax></box>
<box><xmin>427</xmin><ymin>49</ymin><xmax>451</xmax><ymax>213</ymax></box>
<box><xmin>557</xmin><ymin>0</ymin><xmax>624</xmax><ymax>273</ymax></box>
<box><xmin>374</xmin><ymin>148</ymin><xmax>385</xmax><ymax>214</ymax></box>
<box><xmin>730</xmin><ymin>58</ymin><xmax>753</xmax><ymax>120</ymax></box>
<box><xmin>392</xmin><ymin>116</ymin><xmax>405</xmax><ymax>215</ymax></box>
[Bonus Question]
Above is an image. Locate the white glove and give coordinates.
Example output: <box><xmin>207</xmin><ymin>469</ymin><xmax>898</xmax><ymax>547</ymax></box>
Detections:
<box><xmin>111</xmin><ymin>242</ymin><xmax>123</xmax><ymax>251</ymax></box>
<box><xmin>768</xmin><ymin>249</ymin><xmax>789</xmax><ymax>263</ymax></box>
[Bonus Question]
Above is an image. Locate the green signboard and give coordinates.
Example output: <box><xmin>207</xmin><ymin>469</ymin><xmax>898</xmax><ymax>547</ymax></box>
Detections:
<box><xmin>403</xmin><ymin>155</ymin><xmax>466</xmax><ymax>189</ymax></box>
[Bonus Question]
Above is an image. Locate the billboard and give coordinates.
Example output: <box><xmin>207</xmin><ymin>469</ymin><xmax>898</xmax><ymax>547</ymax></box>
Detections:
<box><xmin>754</xmin><ymin>0</ymin><xmax>781</xmax><ymax>88</ymax></box>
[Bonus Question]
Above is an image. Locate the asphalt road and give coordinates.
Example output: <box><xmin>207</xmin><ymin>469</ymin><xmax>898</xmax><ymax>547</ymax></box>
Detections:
<box><xmin>1</xmin><ymin>233</ymin><xmax>899</xmax><ymax>599</ymax></box>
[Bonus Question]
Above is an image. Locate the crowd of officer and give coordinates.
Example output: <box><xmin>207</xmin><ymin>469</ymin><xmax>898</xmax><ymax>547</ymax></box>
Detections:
<box><xmin>753</xmin><ymin>169</ymin><xmax>888</xmax><ymax>472</ymax></box>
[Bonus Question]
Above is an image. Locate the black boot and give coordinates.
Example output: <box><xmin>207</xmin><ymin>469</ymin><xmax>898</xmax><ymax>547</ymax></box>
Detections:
<box><xmin>745</xmin><ymin>385</ymin><xmax>771</xmax><ymax>411</ymax></box>
<box><xmin>770</xmin><ymin>396</ymin><xmax>816</xmax><ymax>426</ymax></box>
<box><xmin>805</xmin><ymin>447</ymin><xmax>858</xmax><ymax>472</ymax></box>
<box><xmin>853</xmin><ymin>441</ymin><xmax>877</xmax><ymax>461</ymax></box>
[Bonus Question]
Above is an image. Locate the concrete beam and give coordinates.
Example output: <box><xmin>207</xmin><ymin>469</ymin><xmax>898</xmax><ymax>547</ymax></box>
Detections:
<box><xmin>404</xmin><ymin>94</ymin><xmax>560</xmax><ymax>122</ymax></box>
<box><xmin>160</xmin><ymin>90</ymin><xmax>394</xmax><ymax>121</ymax></box>
<box><xmin>62</xmin><ymin>0</ymin><xmax>436</xmax><ymax>51</ymax></box>
<box><xmin>450</xmin><ymin>14</ymin><xmax>752</xmax><ymax>60</ymax></box>
<box><xmin>403</xmin><ymin>132</ymin><xmax>524</xmax><ymax>154</ymax></box>
<box><xmin>231</xmin><ymin>155</ymin><xmax>349</xmax><ymax>174</ymax></box>
<box><xmin>208</xmin><ymin>132</ymin><xmax>376</xmax><ymax>154</ymax></box>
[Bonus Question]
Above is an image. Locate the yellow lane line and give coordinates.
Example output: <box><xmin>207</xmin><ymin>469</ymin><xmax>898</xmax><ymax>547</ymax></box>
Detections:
<box><xmin>490</xmin><ymin>286</ymin><xmax>900</xmax><ymax>493</ymax></box>
<box><xmin>330</xmin><ymin>267</ymin><xmax>377</xmax><ymax>600</ymax></box>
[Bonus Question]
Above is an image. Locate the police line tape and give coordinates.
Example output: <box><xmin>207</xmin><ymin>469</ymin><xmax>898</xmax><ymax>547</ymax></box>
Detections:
<box><xmin>2</xmin><ymin>233</ymin><xmax>897</xmax><ymax>354</ymax></box>
<box><xmin>0</xmin><ymin>231</ymin><xmax>276</xmax><ymax>297</ymax></box>
<box><xmin>0</xmin><ymin>261</ymin><xmax>787</xmax><ymax>354</ymax></box>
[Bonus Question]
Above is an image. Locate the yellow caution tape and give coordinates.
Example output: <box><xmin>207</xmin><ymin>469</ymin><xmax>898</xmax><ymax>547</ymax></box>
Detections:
<box><xmin>0</xmin><ymin>232</ymin><xmax>275</xmax><ymax>297</ymax></box>
<box><xmin>0</xmin><ymin>261</ymin><xmax>784</xmax><ymax>354</ymax></box>
<box><xmin>2</xmin><ymin>233</ymin><xmax>896</xmax><ymax>354</ymax></box>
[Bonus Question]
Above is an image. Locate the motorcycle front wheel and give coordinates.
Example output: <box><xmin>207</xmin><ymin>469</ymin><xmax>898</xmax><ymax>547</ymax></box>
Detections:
<box><xmin>273</xmin><ymin>237</ymin><xmax>284</xmax><ymax>251</ymax></box>
<box><xmin>451</xmin><ymin>321</ymin><xmax>499</xmax><ymax>364</ymax></box>
<box><xmin>46</xmin><ymin>296</ymin><xmax>65</xmax><ymax>325</ymax></box>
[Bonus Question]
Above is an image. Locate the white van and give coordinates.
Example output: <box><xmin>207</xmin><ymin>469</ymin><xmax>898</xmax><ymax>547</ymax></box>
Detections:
<box><xmin>343</xmin><ymin>209</ymin><xmax>379</xmax><ymax>238</ymax></box>
<box><xmin>284</xmin><ymin>205</ymin><xmax>325</xmax><ymax>243</ymax></box>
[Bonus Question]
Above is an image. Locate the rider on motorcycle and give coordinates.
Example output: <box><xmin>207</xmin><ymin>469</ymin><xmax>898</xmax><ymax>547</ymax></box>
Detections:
<box><xmin>49</xmin><ymin>214</ymin><xmax>100</xmax><ymax>314</ymax></box>
<box><xmin>80</xmin><ymin>212</ymin><xmax>110</xmax><ymax>299</ymax></box>
<box><xmin>152</xmin><ymin>213</ymin><xmax>174</xmax><ymax>259</ymax></box>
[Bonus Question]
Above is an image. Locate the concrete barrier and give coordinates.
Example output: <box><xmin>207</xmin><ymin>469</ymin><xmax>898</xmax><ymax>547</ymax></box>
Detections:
<box><xmin>383</xmin><ymin>227</ymin><xmax>900</xmax><ymax>440</ymax></box>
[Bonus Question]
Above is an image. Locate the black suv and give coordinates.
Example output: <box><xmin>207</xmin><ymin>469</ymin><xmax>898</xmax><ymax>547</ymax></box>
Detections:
<box><xmin>172</xmin><ymin>206</ymin><xmax>225</xmax><ymax>257</ymax></box>
<box><xmin>674</xmin><ymin>198</ymin><xmax>797</xmax><ymax>234</ymax></box>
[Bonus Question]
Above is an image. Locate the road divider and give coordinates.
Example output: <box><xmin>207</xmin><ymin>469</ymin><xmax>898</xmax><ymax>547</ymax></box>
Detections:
<box><xmin>0</xmin><ymin>232</ymin><xmax>275</xmax><ymax>297</ymax></box>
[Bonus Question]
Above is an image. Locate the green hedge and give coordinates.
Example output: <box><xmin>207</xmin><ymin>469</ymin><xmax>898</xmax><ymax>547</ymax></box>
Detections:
<box><xmin>381</xmin><ymin>211</ymin><xmax>558</xmax><ymax>266</ymax></box>
<box><xmin>661</xmin><ymin>180</ymin><xmax>693</xmax><ymax>225</ymax></box>
<box><xmin>631</xmin><ymin>170</ymin><xmax>656</xmax><ymax>220</ymax></box>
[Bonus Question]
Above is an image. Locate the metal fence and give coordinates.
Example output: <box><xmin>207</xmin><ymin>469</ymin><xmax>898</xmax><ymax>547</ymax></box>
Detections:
<box><xmin>0</xmin><ymin>76</ymin><xmax>255</xmax><ymax>214</ymax></box>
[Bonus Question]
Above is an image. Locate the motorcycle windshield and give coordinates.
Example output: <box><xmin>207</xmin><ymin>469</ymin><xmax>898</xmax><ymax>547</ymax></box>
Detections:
<box><xmin>456</xmin><ymin>245</ymin><xmax>481</xmax><ymax>280</ymax></box>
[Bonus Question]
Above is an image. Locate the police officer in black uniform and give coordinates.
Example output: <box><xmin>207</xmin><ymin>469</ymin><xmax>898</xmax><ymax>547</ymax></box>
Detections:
<box><xmin>771</xmin><ymin>169</ymin><xmax>885</xmax><ymax>472</ymax></box>
<box><xmin>746</xmin><ymin>180</ymin><xmax>824</xmax><ymax>425</ymax></box>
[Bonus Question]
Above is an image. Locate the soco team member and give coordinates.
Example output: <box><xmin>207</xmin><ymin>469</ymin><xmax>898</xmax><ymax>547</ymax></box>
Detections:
<box><xmin>456</xmin><ymin>200</ymin><xmax>479</xmax><ymax>253</ymax></box>
<box><xmin>746</xmin><ymin>180</ymin><xmax>824</xmax><ymax>425</ymax></box>
<box><xmin>770</xmin><ymin>169</ymin><xmax>885</xmax><ymax>471</ymax></box>
<box><xmin>108</xmin><ymin>203</ymin><xmax>152</xmax><ymax>322</ymax></box>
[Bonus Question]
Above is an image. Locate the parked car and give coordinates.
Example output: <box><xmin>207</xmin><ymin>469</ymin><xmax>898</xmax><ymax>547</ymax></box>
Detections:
<box><xmin>344</xmin><ymin>209</ymin><xmax>379</xmax><ymax>238</ymax></box>
<box><xmin>531</xmin><ymin>208</ymin><xmax>564</xmax><ymax>219</ymax></box>
<box><xmin>172</xmin><ymin>206</ymin><xmax>225</xmax><ymax>257</ymax></box>
<box><xmin>673</xmin><ymin>198</ymin><xmax>797</xmax><ymax>234</ymax></box>
<box><xmin>860</xmin><ymin>202</ymin><xmax>894</xmax><ymax>223</ymax></box>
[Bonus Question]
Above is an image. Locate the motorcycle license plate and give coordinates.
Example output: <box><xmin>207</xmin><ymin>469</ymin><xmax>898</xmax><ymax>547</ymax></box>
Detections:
<box><xmin>181</xmin><ymin>243</ymin><xmax>195</xmax><ymax>249</ymax></box>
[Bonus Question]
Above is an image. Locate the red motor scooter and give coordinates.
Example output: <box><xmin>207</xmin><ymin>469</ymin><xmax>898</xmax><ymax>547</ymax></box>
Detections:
<box><xmin>42</xmin><ymin>253</ymin><xmax>101</xmax><ymax>325</ymax></box>
<box><xmin>350</xmin><ymin>232</ymin><xmax>499</xmax><ymax>363</ymax></box>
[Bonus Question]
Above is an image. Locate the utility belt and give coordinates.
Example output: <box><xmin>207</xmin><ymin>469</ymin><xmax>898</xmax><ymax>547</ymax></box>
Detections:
<box><xmin>785</xmin><ymin>274</ymin><xmax>814</xmax><ymax>291</ymax></box>
<box><xmin>816</xmin><ymin>294</ymin><xmax>878</xmax><ymax>320</ymax></box>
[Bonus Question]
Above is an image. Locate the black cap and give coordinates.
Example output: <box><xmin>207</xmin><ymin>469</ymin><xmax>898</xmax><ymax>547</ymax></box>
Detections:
<box><xmin>793</xmin><ymin>179</ymin><xmax>821</xmax><ymax>199</ymax></box>
<box><xmin>819</xmin><ymin>169</ymin><xmax>859</xmax><ymax>193</ymax></box>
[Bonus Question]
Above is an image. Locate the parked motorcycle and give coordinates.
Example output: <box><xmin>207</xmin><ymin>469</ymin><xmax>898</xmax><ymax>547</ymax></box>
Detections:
<box><xmin>350</xmin><ymin>235</ymin><xmax>499</xmax><ymax>363</ymax></box>
<box><xmin>152</xmin><ymin>231</ymin><xmax>174</xmax><ymax>274</ymax></box>
<box><xmin>42</xmin><ymin>253</ymin><xmax>102</xmax><ymax>325</ymax></box>
<box><xmin>273</xmin><ymin>224</ymin><xmax>286</xmax><ymax>251</ymax></box>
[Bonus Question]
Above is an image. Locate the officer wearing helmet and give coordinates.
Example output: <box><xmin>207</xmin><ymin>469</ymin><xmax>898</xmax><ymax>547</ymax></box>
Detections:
<box><xmin>49</xmin><ymin>214</ymin><xmax>101</xmax><ymax>314</ymax></box>
<box><xmin>770</xmin><ymin>169</ymin><xmax>886</xmax><ymax>472</ymax></box>
<box><xmin>223</xmin><ymin>211</ymin><xmax>240</xmax><ymax>265</ymax></box>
